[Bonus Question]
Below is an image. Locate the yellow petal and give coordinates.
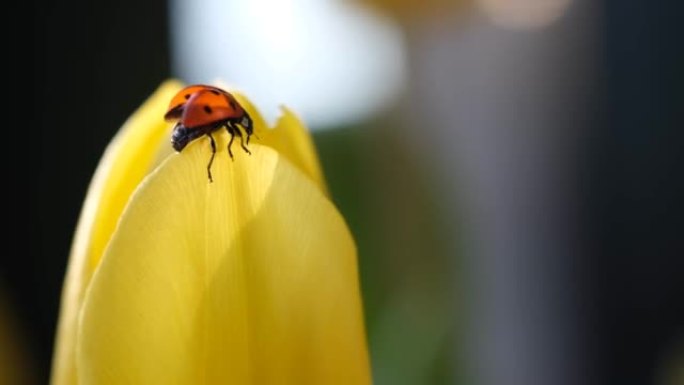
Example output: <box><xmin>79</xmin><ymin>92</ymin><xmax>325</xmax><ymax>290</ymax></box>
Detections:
<box><xmin>230</xmin><ymin>92</ymin><xmax>327</xmax><ymax>193</ymax></box>
<box><xmin>260</xmin><ymin>107</ymin><xmax>327</xmax><ymax>194</ymax></box>
<box><xmin>77</xmin><ymin>141</ymin><xmax>370</xmax><ymax>384</ymax></box>
<box><xmin>87</xmin><ymin>81</ymin><xmax>184</xmax><ymax>271</ymax></box>
<box><xmin>51</xmin><ymin>81</ymin><xmax>183</xmax><ymax>385</ymax></box>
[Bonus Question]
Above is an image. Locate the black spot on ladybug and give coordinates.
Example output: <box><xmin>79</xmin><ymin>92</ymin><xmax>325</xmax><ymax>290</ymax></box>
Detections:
<box><xmin>210</xmin><ymin>90</ymin><xmax>220</xmax><ymax>95</ymax></box>
<box><xmin>229</xmin><ymin>100</ymin><xmax>237</xmax><ymax>109</ymax></box>
<box><xmin>204</xmin><ymin>106</ymin><xmax>213</xmax><ymax>114</ymax></box>
<box><xmin>184</xmin><ymin>94</ymin><xmax>191</xmax><ymax>100</ymax></box>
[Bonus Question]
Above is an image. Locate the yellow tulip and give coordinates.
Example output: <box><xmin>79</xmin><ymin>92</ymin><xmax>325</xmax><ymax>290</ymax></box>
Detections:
<box><xmin>51</xmin><ymin>81</ymin><xmax>370</xmax><ymax>385</ymax></box>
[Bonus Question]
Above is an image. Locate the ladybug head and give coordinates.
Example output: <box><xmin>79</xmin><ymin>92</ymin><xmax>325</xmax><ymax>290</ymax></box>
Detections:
<box><xmin>239</xmin><ymin>113</ymin><xmax>253</xmax><ymax>135</ymax></box>
<box><xmin>171</xmin><ymin>124</ymin><xmax>193</xmax><ymax>152</ymax></box>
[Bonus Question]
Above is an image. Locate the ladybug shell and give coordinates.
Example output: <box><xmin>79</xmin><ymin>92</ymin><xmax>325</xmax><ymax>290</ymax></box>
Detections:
<box><xmin>164</xmin><ymin>85</ymin><xmax>218</xmax><ymax>121</ymax></box>
<box><xmin>179</xmin><ymin>90</ymin><xmax>245</xmax><ymax>129</ymax></box>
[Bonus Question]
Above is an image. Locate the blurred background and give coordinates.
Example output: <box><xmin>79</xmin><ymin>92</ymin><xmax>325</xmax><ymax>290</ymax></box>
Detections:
<box><xmin>21</xmin><ymin>0</ymin><xmax>683</xmax><ymax>384</ymax></box>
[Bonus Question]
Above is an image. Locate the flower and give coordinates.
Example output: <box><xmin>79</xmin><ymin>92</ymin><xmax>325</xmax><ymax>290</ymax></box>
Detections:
<box><xmin>51</xmin><ymin>81</ymin><xmax>371</xmax><ymax>384</ymax></box>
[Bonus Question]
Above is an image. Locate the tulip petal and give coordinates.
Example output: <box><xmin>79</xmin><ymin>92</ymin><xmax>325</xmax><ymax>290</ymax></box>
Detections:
<box><xmin>77</xmin><ymin>142</ymin><xmax>370</xmax><ymax>384</ymax></box>
<box><xmin>86</xmin><ymin>81</ymin><xmax>185</xmax><ymax>271</ymax></box>
<box><xmin>229</xmin><ymin>91</ymin><xmax>326</xmax><ymax>193</ymax></box>
<box><xmin>52</xmin><ymin>81</ymin><xmax>183</xmax><ymax>385</ymax></box>
<box><xmin>261</xmin><ymin>107</ymin><xmax>327</xmax><ymax>194</ymax></box>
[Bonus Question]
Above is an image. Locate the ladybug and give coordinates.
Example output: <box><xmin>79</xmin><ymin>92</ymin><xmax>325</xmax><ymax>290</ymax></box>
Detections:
<box><xmin>164</xmin><ymin>84</ymin><xmax>254</xmax><ymax>182</ymax></box>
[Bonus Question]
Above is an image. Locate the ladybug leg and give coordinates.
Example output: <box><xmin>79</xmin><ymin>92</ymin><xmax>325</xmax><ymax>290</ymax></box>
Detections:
<box><xmin>244</xmin><ymin>128</ymin><xmax>254</xmax><ymax>145</ymax></box>
<box><xmin>225</xmin><ymin>123</ymin><xmax>235</xmax><ymax>160</ymax></box>
<box><xmin>235</xmin><ymin>128</ymin><xmax>251</xmax><ymax>155</ymax></box>
<box><xmin>206</xmin><ymin>133</ymin><xmax>217</xmax><ymax>183</ymax></box>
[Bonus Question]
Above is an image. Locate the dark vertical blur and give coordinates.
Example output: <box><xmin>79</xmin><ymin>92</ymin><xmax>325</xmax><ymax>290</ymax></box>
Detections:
<box><xmin>586</xmin><ymin>0</ymin><xmax>684</xmax><ymax>384</ymax></box>
<box><xmin>27</xmin><ymin>0</ymin><xmax>169</xmax><ymax>382</ymax></box>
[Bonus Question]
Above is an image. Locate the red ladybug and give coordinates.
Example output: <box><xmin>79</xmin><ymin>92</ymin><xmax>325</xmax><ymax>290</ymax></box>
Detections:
<box><xmin>164</xmin><ymin>84</ymin><xmax>254</xmax><ymax>182</ymax></box>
